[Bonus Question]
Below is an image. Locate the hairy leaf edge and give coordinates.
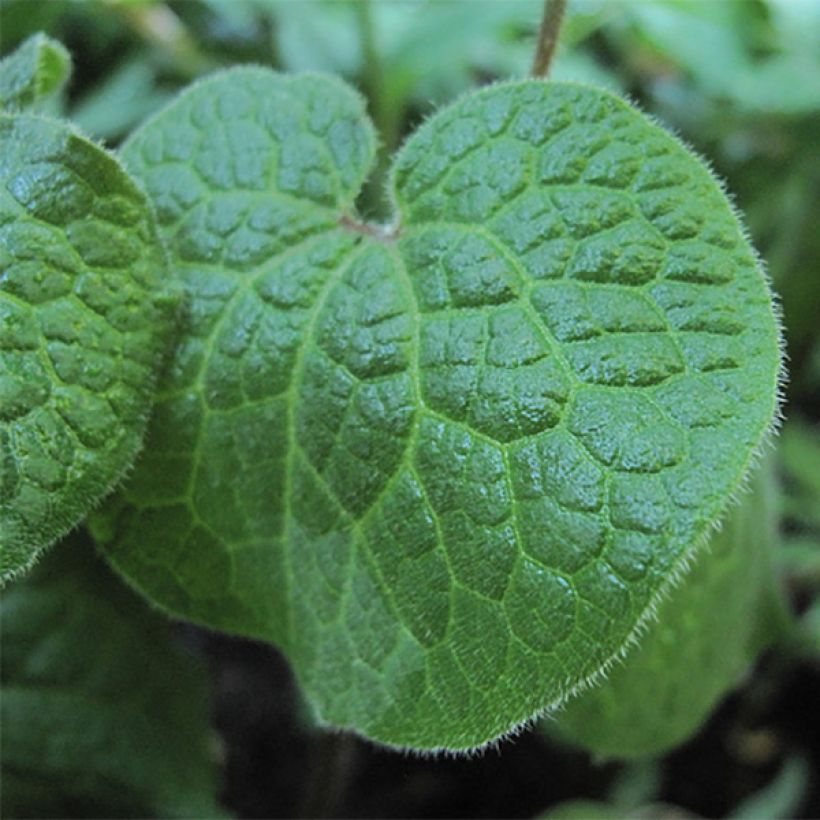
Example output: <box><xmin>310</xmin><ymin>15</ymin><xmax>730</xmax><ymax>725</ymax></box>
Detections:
<box><xmin>373</xmin><ymin>76</ymin><xmax>786</xmax><ymax>754</ymax></box>
<box><xmin>0</xmin><ymin>111</ymin><xmax>178</xmax><ymax>586</ymax></box>
<box><xmin>94</xmin><ymin>71</ymin><xmax>786</xmax><ymax>755</ymax></box>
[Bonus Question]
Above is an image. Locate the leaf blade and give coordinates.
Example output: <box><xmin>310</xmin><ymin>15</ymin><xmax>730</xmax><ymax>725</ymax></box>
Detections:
<box><xmin>0</xmin><ymin>533</ymin><xmax>223</xmax><ymax>818</ymax></box>
<box><xmin>549</xmin><ymin>460</ymin><xmax>783</xmax><ymax>758</ymax></box>
<box><xmin>0</xmin><ymin>113</ymin><xmax>175</xmax><ymax>581</ymax></box>
<box><xmin>95</xmin><ymin>71</ymin><xmax>782</xmax><ymax>751</ymax></box>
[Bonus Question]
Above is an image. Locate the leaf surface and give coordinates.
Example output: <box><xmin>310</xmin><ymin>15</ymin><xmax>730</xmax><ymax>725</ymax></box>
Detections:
<box><xmin>96</xmin><ymin>69</ymin><xmax>781</xmax><ymax>750</ymax></box>
<box><xmin>0</xmin><ymin>33</ymin><xmax>71</xmax><ymax>112</ymax></box>
<box><xmin>0</xmin><ymin>533</ymin><xmax>223</xmax><ymax>818</ymax></box>
<box><xmin>0</xmin><ymin>114</ymin><xmax>175</xmax><ymax>581</ymax></box>
<box><xmin>551</xmin><ymin>460</ymin><xmax>785</xmax><ymax>758</ymax></box>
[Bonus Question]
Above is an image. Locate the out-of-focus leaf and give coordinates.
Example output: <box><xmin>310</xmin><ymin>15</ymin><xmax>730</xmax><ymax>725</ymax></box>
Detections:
<box><xmin>614</xmin><ymin>0</ymin><xmax>820</xmax><ymax>115</ymax></box>
<box><xmin>0</xmin><ymin>1</ymin><xmax>68</xmax><ymax>52</ymax></box>
<box><xmin>625</xmin><ymin>0</ymin><xmax>753</xmax><ymax>87</ymax></box>
<box><xmin>545</xmin><ymin>799</ymin><xmax>696</xmax><ymax>819</ymax></box>
<box><xmin>262</xmin><ymin>0</ymin><xmax>361</xmax><ymax>76</ymax></box>
<box><xmin>551</xmin><ymin>49</ymin><xmax>622</xmax><ymax>91</ymax></box>
<box><xmin>781</xmin><ymin>421</ymin><xmax>820</xmax><ymax>498</ymax></box>
<box><xmin>70</xmin><ymin>56</ymin><xmax>174</xmax><ymax>140</ymax></box>
<box><xmin>809</xmin><ymin>342</ymin><xmax>820</xmax><ymax>391</ymax></box>
<box><xmin>728</xmin><ymin>54</ymin><xmax>820</xmax><ymax>116</ymax></box>
<box><xmin>607</xmin><ymin>760</ymin><xmax>661</xmax><ymax>812</ymax></box>
<box><xmin>778</xmin><ymin>420</ymin><xmax>820</xmax><ymax>604</ymax></box>
<box><xmin>0</xmin><ymin>32</ymin><xmax>70</xmax><ymax>112</ymax></box>
<box><xmin>545</xmin><ymin>800</ymin><xmax>619</xmax><ymax>819</ymax></box>
<box><xmin>200</xmin><ymin>0</ymin><xmax>266</xmax><ymax>42</ymax></box>
<box><xmin>765</xmin><ymin>0</ymin><xmax>820</xmax><ymax>56</ymax></box>
<box><xmin>377</xmin><ymin>1</ymin><xmax>540</xmax><ymax>99</ymax></box>
<box><xmin>778</xmin><ymin>538</ymin><xmax>820</xmax><ymax>586</ymax></box>
<box><xmin>261</xmin><ymin>0</ymin><xmax>618</xmax><ymax>138</ymax></box>
<box><xmin>780</xmin><ymin>420</ymin><xmax>820</xmax><ymax>532</ymax></box>
<box><xmin>729</xmin><ymin>757</ymin><xmax>810</xmax><ymax>819</ymax></box>
<box><xmin>0</xmin><ymin>533</ymin><xmax>224</xmax><ymax>818</ymax></box>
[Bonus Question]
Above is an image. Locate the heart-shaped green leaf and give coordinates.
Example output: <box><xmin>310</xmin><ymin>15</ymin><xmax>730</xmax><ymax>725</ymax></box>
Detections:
<box><xmin>0</xmin><ymin>114</ymin><xmax>175</xmax><ymax>581</ymax></box>
<box><xmin>95</xmin><ymin>69</ymin><xmax>781</xmax><ymax>750</ymax></box>
<box><xmin>550</xmin><ymin>459</ymin><xmax>786</xmax><ymax>758</ymax></box>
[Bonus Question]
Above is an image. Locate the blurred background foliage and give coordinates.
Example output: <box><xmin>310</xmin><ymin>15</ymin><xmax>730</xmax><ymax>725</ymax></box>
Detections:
<box><xmin>1</xmin><ymin>1</ymin><xmax>818</xmax><ymax>817</ymax></box>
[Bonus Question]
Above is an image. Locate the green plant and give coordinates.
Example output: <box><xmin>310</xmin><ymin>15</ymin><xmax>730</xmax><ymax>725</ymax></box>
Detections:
<box><xmin>0</xmin><ymin>37</ymin><xmax>176</xmax><ymax>581</ymax></box>
<box><xmin>0</xmin><ymin>0</ymin><xmax>784</xmax><ymax>786</ymax></box>
<box><xmin>550</xmin><ymin>458</ymin><xmax>786</xmax><ymax>758</ymax></box>
<box><xmin>1</xmin><ymin>533</ymin><xmax>222</xmax><ymax>818</ymax></box>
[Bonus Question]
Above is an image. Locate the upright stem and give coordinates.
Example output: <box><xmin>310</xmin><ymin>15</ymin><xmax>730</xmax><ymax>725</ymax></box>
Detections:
<box><xmin>531</xmin><ymin>0</ymin><xmax>568</xmax><ymax>78</ymax></box>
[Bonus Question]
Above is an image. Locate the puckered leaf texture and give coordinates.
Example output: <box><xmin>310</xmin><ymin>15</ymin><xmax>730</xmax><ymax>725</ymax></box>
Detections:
<box><xmin>0</xmin><ymin>533</ymin><xmax>222</xmax><ymax>818</ymax></box>
<box><xmin>551</xmin><ymin>459</ymin><xmax>786</xmax><ymax>758</ymax></box>
<box><xmin>0</xmin><ymin>114</ymin><xmax>175</xmax><ymax>582</ymax></box>
<box><xmin>95</xmin><ymin>69</ymin><xmax>781</xmax><ymax>750</ymax></box>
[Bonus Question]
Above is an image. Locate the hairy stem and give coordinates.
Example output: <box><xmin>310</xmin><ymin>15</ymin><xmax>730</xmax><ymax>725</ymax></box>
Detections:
<box><xmin>531</xmin><ymin>0</ymin><xmax>568</xmax><ymax>78</ymax></box>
